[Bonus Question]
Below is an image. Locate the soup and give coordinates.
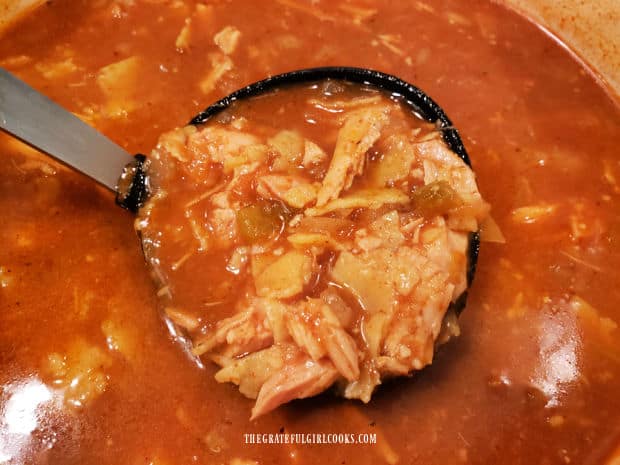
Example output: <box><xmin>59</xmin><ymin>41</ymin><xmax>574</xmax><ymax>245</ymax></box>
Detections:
<box><xmin>0</xmin><ymin>0</ymin><xmax>619</xmax><ymax>464</ymax></box>
<box><xmin>137</xmin><ymin>79</ymin><xmax>488</xmax><ymax>418</ymax></box>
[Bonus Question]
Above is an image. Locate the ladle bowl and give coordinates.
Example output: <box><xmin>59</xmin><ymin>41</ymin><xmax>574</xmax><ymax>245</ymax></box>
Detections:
<box><xmin>0</xmin><ymin>65</ymin><xmax>480</xmax><ymax>310</ymax></box>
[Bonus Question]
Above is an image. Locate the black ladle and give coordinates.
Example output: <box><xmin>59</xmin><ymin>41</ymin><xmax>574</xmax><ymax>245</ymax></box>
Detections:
<box><xmin>0</xmin><ymin>66</ymin><xmax>479</xmax><ymax>305</ymax></box>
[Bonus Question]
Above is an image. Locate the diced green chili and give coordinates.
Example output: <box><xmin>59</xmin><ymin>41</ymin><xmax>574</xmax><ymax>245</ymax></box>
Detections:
<box><xmin>236</xmin><ymin>201</ymin><xmax>293</xmax><ymax>243</ymax></box>
<box><xmin>410</xmin><ymin>180</ymin><xmax>464</xmax><ymax>217</ymax></box>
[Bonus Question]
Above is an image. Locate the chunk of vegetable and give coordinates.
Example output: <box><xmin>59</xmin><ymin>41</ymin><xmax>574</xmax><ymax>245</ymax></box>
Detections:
<box><xmin>479</xmin><ymin>215</ymin><xmax>506</xmax><ymax>243</ymax></box>
<box><xmin>96</xmin><ymin>56</ymin><xmax>140</xmax><ymax>118</ymax></box>
<box><xmin>369</xmin><ymin>134</ymin><xmax>415</xmax><ymax>186</ymax></box>
<box><xmin>254</xmin><ymin>250</ymin><xmax>313</xmax><ymax>299</ymax></box>
<box><xmin>268</xmin><ymin>130</ymin><xmax>304</xmax><ymax>170</ymax></box>
<box><xmin>200</xmin><ymin>53</ymin><xmax>233</xmax><ymax>94</ymax></box>
<box><xmin>175</xmin><ymin>18</ymin><xmax>191</xmax><ymax>50</ymax></box>
<box><xmin>44</xmin><ymin>339</ymin><xmax>111</xmax><ymax>409</ymax></box>
<box><xmin>303</xmin><ymin>140</ymin><xmax>327</xmax><ymax>167</ymax></box>
<box><xmin>295</xmin><ymin>216</ymin><xmax>356</xmax><ymax>238</ymax></box>
<box><xmin>411</xmin><ymin>180</ymin><xmax>464</xmax><ymax>217</ymax></box>
<box><xmin>223</xmin><ymin>144</ymin><xmax>268</xmax><ymax>174</ymax></box>
<box><xmin>511</xmin><ymin>204</ymin><xmax>557</xmax><ymax>224</ymax></box>
<box><xmin>236</xmin><ymin>201</ymin><xmax>291</xmax><ymax>243</ymax></box>
<box><xmin>306</xmin><ymin>188</ymin><xmax>409</xmax><ymax>216</ymax></box>
<box><xmin>330</xmin><ymin>251</ymin><xmax>395</xmax><ymax>313</ymax></box>
<box><xmin>287</xmin><ymin>232</ymin><xmax>334</xmax><ymax>249</ymax></box>
<box><xmin>214</xmin><ymin>26</ymin><xmax>241</xmax><ymax>55</ymax></box>
<box><xmin>256</xmin><ymin>174</ymin><xmax>318</xmax><ymax>208</ymax></box>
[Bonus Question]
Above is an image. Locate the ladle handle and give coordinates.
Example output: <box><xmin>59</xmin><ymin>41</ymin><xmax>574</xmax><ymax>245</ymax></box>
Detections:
<box><xmin>0</xmin><ymin>67</ymin><xmax>134</xmax><ymax>191</ymax></box>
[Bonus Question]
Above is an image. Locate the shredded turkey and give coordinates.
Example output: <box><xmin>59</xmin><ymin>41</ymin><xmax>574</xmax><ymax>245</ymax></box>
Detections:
<box><xmin>137</xmin><ymin>79</ymin><xmax>490</xmax><ymax>418</ymax></box>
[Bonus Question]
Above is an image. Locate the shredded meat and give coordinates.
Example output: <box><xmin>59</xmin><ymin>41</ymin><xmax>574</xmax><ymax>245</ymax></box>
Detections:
<box><xmin>137</xmin><ymin>80</ymin><xmax>490</xmax><ymax>418</ymax></box>
<box><xmin>316</xmin><ymin>106</ymin><xmax>390</xmax><ymax>206</ymax></box>
<box><xmin>252</xmin><ymin>353</ymin><xmax>339</xmax><ymax>419</ymax></box>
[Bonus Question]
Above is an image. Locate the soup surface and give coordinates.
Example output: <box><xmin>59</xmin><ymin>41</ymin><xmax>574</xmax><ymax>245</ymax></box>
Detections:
<box><xmin>0</xmin><ymin>1</ymin><xmax>619</xmax><ymax>464</ymax></box>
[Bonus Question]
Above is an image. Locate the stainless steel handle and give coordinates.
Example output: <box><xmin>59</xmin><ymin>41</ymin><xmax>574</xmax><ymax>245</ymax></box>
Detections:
<box><xmin>0</xmin><ymin>67</ymin><xmax>134</xmax><ymax>191</ymax></box>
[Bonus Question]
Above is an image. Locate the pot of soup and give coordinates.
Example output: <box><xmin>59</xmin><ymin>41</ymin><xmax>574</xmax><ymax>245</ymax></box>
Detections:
<box><xmin>0</xmin><ymin>1</ymin><xmax>618</xmax><ymax>464</ymax></box>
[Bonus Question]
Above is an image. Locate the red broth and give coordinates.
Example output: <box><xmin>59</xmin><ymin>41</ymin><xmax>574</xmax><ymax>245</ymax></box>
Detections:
<box><xmin>0</xmin><ymin>1</ymin><xmax>619</xmax><ymax>464</ymax></box>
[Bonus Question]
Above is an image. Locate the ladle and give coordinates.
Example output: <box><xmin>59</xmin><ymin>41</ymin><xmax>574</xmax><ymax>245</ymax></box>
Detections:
<box><xmin>0</xmin><ymin>66</ymin><xmax>479</xmax><ymax>293</ymax></box>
